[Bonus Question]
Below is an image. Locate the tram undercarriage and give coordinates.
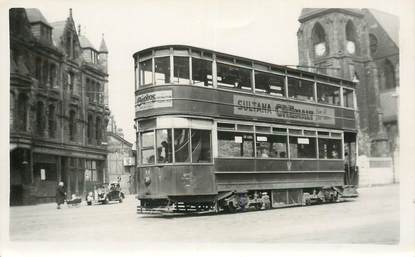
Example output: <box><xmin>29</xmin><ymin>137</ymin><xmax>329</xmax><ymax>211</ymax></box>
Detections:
<box><xmin>137</xmin><ymin>186</ymin><xmax>358</xmax><ymax>214</ymax></box>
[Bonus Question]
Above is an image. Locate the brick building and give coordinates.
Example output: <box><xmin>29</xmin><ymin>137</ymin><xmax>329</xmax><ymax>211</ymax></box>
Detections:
<box><xmin>297</xmin><ymin>8</ymin><xmax>399</xmax><ymax>158</ymax></box>
<box><xmin>9</xmin><ymin>8</ymin><xmax>110</xmax><ymax>205</ymax></box>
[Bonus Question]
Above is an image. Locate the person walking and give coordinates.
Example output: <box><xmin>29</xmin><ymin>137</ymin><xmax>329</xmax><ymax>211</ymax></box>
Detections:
<box><xmin>56</xmin><ymin>181</ymin><xmax>66</xmax><ymax>209</ymax></box>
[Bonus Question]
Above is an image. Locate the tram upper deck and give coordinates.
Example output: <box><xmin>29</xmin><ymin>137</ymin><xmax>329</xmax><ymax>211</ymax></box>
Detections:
<box><xmin>134</xmin><ymin>45</ymin><xmax>357</xmax><ymax>132</ymax></box>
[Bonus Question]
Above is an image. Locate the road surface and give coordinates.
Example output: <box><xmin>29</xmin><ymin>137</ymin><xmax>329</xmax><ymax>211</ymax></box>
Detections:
<box><xmin>9</xmin><ymin>184</ymin><xmax>399</xmax><ymax>244</ymax></box>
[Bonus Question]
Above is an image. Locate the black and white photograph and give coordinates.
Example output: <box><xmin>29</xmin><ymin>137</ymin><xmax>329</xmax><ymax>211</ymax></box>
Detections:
<box><xmin>1</xmin><ymin>0</ymin><xmax>414</xmax><ymax>256</ymax></box>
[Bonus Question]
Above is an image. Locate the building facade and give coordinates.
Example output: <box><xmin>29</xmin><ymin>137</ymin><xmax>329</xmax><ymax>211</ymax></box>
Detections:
<box><xmin>9</xmin><ymin>8</ymin><xmax>110</xmax><ymax>205</ymax></box>
<box><xmin>297</xmin><ymin>8</ymin><xmax>399</xmax><ymax>158</ymax></box>
<box><xmin>106</xmin><ymin>127</ymin><xmax>135</xmax><ymax>194</ymax></box>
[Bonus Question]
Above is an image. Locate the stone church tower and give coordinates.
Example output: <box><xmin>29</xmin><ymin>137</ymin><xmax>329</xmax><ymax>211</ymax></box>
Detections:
<box><xmin>297</xmin><ymin>8</ymin><xmax>399</xmax><ymax>157</ymax></box>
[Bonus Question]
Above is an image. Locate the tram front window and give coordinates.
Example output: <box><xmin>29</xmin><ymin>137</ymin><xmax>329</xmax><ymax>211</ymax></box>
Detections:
<box><xmin>192</xmin><ymin>58</ymin><xmax>213</xmax><ymax>87</ymax></box>
<box><xmin>156</xmin><ymin>129</ymin><xmax>172</xmax><ymax>163</ymax></box>
<box><xmin>289</xmin><ymin>136</ymin><xmax>316</xmax><ymax>158</ymax></box>
<box><xmin>174</xmin><ymin>128</ymin><xmax>190</xmax><ymax>162</ymax></box>
<box><xmin>141</xmin><ymin>131</ymin><xmax>155</xmax><ymax>164</ymax></box>
<box><xmin>155</xmin><ymin>56</ymin><xmax>170</xmax><ymax>85</ymax></box>
<box><xmin>139</xmin><ymin>59</ymin><xmax>153</xmax><ymax>86</ymax></box>
<box><xmin>173</xmin><ymin>56</ymin><xmax>190</xmax><ymax>84</ymax></box>
<box><xmin>256</xmin><ymin>134</ymin><xmax>288</xmax><ymax>158</ymax></box>
<box><xmin>218</xmin><ymin>131</ymin><xmax>254</xmax><ymax>157</ymax></box>
<box><xmin>191</xmin><ymin>130</ymin><xmax>212</xmax><ymax>162</ymax></box>
<box><xmin>318</xmin><ymin>138</ymin><xmax>342</xmax><ymax>159</ymax></box>
<box><xmin>288</xmin><ymin>78</ymin><xmax>315</xmax><ymax>102</ymax></box>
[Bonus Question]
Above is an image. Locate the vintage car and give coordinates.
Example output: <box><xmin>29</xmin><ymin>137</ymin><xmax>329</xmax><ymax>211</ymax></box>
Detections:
<box><xmin>94</xmin><ymin>182</ymin><xmax>125</xmax><ymax>204</ymax></box>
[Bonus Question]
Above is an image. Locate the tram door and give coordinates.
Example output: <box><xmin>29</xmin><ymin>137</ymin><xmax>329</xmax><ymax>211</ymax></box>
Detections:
<box><xmin>344</xmin><ymin>132</ymin><xmax>358</xmax><ymax>186</ymax></box>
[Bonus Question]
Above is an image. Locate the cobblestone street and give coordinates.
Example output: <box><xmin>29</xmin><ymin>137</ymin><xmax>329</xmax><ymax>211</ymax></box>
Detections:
<box><xmin>9</xmin><ymin>184</ymin><xmax>399</xmax><ymax>244</ymax></box>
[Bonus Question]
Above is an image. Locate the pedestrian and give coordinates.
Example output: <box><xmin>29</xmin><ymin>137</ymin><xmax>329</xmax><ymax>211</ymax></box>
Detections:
<box><xmin>56</xmin><ymin>181</ymin><xmax>66</xmax><ymax>209</ymax></box>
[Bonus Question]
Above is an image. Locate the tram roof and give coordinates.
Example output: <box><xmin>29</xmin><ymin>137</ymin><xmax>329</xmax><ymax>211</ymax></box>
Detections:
<box><xmin>133</xmin><ymin>44</ymin><xmax>356</xmax><ymax>88</ymax></box>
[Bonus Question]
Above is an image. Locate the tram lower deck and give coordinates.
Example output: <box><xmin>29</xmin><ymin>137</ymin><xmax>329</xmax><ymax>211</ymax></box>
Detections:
<box><xmin>136</xmin><ymin>116</ymin><xmax>356</xmax><ymax>213</ymax></box>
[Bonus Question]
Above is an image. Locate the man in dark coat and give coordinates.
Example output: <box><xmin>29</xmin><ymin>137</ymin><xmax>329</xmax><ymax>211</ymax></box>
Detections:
<box><xmin>56</xmin><ymin>181</ymin><xmax>66</xmax><ymax>209</ymax></box>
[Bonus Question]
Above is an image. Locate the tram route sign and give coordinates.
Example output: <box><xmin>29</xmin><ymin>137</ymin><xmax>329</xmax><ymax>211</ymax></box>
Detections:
<box><xmin>136</xmin><ymin>90</ymin><xmax>173</xmax><ymax>111</ymax></box>
<box><xmin>234</xmin><ymin>95</ymin><xmax>335</xmax><ymax>125</ymax></box>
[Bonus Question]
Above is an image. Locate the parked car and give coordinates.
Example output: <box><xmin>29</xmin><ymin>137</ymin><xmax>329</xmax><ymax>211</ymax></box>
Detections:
<box><xmin>94</xmin><ymin>182</ymin><xmax>125</xmax><ymax>204</ymax></box>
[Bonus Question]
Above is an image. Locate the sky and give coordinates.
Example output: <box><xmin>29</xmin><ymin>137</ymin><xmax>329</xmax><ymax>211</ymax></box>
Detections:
<box><xmin>4</xmin><ymin>0</ymin><xmax>402</xmax><ymax>143</ymax></box>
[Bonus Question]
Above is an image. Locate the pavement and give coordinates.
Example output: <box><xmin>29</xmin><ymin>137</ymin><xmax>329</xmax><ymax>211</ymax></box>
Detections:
<box><xmin>9</xmin><ymin>184</ymin><xmax>399</xmax><ymax>244</ymax></box>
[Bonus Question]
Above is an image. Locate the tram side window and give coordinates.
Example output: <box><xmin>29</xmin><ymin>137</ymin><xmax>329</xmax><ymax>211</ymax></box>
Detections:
<box><xmin>141</xmin><ymin>131</ymin><xmax>155</xmax><ymax>164</ymax></box>
<box><xmin>155</xmin><ymin>57</ymin><xmax>170</xmax><ymax>85</ymax></box>
<box><xmin>156</xmin><ymin>129</ymin><xmax>172</xmax><ymax>163</ymax></box>
<box><xmin>139</xmin><ymin>59</ymin><xmax>153</xmax><ymax>86</ymax></box>
<box><xmin>318</xmin><ymin>138</ymin><xmax>342</xmax><ymax>159</ymax></box>
<box><xmin>254</xmin><ymin>71</ymin><xmax>285</xmax><ymax>96</ymax></box>
<box><xmin>288</xmin><ymin>78</ymin><xmax>315</xmax><ymax>102</ymax></box>
<box><xmin>317</xmin><ymin>83</ymin><xmax>340</xmax><ymax>106</ymax></box>
<box><xmin>192</xmin><ymin>58</ymin><xmax>213</xmax><ymax>87</ymax></box>
<box><xmin>217</xmin><ymin>63</ymin><xmax>252</xmax><ymax>91</ymax></box>
<box><xmin>289</xmin><ymin>136</ymin><xmax>316</xmax><ymax>158</ymax></box>
<box><xmin>218</xmin><ymin>131</ymin><xmax>254</xmax><ymax>157</ymax></box>
<box><xmin>343</xmin><ymin>88</ymin><xmax>354</xmax><ymax>108</ymax></box>
<box><xmin>174</xmin><ymin>128</ymin><xmax>190</xmax><ymax>162</ymax></box>
<box><xmin>191</xmin><ymin>130</ymin><xmax>212</xmax><ymax>162</ymax></box>
<box><xmin>256</xmin><ymin>134</ymin><xmax>288</xmax><ymax>158</ymax></box>
<box><xmin>173</xmin><ymin>56</ymin><xmax>190</xmax><ymax>84</ymax></box>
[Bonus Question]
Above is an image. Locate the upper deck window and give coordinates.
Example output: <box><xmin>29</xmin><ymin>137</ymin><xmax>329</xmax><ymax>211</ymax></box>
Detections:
<box><xmin>254</xmin><ymin>71</ymin><xmax>285</xmax><ymax>96</ymax></box>
<box><xmin>217</xmin><ymin>63</ymin><xmax>252</xmax><ymax>91</ymax></box>
<box><xmin>173</xmin><ymin>56</ymin><xmax>190</xmax><ymax>84</ymax></box>
<box><xmin>155</xmin><ymin>56</ymin><xmax>170</xmax><ymax>85</ymax></box>
<box><xmin>192</xmin><ymin>58</ymin><xmax>213</xmax><ymax>87</ymax></box>
<box><xmin>317</xmin><ymin>83</ymin><xmax>340</xmax><ymax>106</ymax></box>
<box><xmin>343</xmin><ymin>88</ymin><xmax>354</xmax><ymax>108</ymax></box>
<box><xmin>287</xmin><ymin>78</ymin><xmax>315</xmax><ymax>102</ymax></box>
<box><xmin>139</xmin><ymin>59</ymin><xmax>153</xmax><ymax>86</ymax></box>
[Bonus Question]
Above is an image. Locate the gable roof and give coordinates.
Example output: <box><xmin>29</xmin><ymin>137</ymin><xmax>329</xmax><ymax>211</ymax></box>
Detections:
<box><xmin>25</xmin><ymin>8</ymin><xmax>51</xmax><ymax>27</ymax></box>
<box><xmin>364</xmin><ymin>9</ymin><xmax>399</xmax><ymax>46</ymax></box>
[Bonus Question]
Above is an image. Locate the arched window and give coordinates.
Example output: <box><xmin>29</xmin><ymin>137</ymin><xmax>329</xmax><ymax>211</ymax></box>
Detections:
<box><xmin>96</xmin><ymin>116</ymin><xmax>102</xmax><ymax>145</ymax></box>
<box><xmin>35</xmin><ymin>58</ymin><xmax>42</xmax><ymax>81</ymax></box>
<box><xmin>384</xmin><ymin>60</ymin><xmax>397</xmax><ymax>89</ymax></box>
<box><xmin>311</xmin><ymin>22</ymin><xmax>328</xmax><ymax>57</ymax></box>
<box><xmin>17</xmin><ymin>93</ymin><xmax>28</xmax><ymax>131</ymax></box>
<box><xmin>69</xmin><ymin>110</ymin><xmax>77</xmax><ymax>141</ymax></box>
<box><xmin>42</xmin><ymin>61</ymin><xmax>48</xmax><ymax>86</ymax></box>
<box><xmin>48</xmin><ymin>104</ymin><xmax>56</xmax><ymax>138</ymax></box>
<box><xmin>49</xmin><ymin>64</ymin><xmax>57</xmax><ymax>88</ymax></box>
<box><xmin>369</xmin><ymin>34</ymin><xmax>378</xmax><ymax>55</ymax></box>
<box><xmin>96</xmin><ymin>83</ymin><xmax>101</xmax><ymax>104</ymax></box>
<box><xmin>10</xmin><ymin>93</ymin><xmax>15</xmax><ymax>130</ymax></box>
<box><xmin>36</xmin><ymin>101</ymin><xmax>45</xmax><ymax>136</ymax></box>
<box><xmin>346</xmin><ymin>21</ymin><xmax>359</xmax><ymax>55</ymax></box>
<box><xmin>87</xmin><ymin>114</ymin><xmax>93</xmax><ymax>144</ymax></box>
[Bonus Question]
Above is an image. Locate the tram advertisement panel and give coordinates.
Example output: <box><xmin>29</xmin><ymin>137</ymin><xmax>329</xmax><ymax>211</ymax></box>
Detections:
<box><xmin>136</xmin><ymin>90</ymin><xmax>172</xmax><ymax>111</ymax></box>
<box><xmin>234</xmin><ymin>95</ymin><xmax>335</xmax><ymax>125</ymax></box>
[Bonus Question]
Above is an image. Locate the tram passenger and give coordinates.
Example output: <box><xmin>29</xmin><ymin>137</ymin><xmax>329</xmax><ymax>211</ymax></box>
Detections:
<box><xmin>260</xmin><ymin>148</ymin><xmax>269</xmax><ymax>158</ymax></box>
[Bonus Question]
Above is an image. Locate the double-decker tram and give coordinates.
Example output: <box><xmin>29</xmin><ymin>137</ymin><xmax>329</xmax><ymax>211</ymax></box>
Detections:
<box><xmin>134</xmin><ymin>45</ymin><xmax>358</xmax><ymax>213</ymax></box>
